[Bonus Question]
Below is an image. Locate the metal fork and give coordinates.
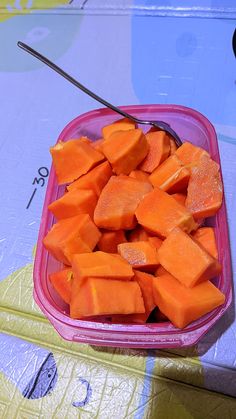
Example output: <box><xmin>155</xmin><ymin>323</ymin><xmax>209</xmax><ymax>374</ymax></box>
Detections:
<box><xmin>17</xmin><ymin>41</ymin><xmax>182</xmax><ymax>147</ymax></box>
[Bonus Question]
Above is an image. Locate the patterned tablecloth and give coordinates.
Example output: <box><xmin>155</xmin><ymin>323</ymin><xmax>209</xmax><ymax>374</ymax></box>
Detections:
<box><xmin>0</xmin><ymin>1</ymin><xmax>236</xmax><ymax>418</ymax></box>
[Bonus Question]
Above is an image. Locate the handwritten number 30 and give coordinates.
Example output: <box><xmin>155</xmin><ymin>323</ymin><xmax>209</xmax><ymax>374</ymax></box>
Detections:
<box><xmin>32</xmin><ymin>166</ymin><xmax>49</xmax><ymax>187</ymax></box>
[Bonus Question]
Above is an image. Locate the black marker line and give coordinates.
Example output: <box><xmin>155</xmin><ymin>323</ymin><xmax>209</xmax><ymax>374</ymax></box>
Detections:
<box><xmin>26</xmin><ymin>188</ymin><xmax>37</xmax><ymax>209</ymax></box>
<box><xmin>232</xmin><ymin>29</ymin><xmax>236</xmax><ymax>58</ymax></box>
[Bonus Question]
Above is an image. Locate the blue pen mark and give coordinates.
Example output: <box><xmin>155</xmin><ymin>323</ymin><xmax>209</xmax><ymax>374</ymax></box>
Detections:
<box><xmin>134</xmin><ymin>352</ymin><xmax>155</xmax><ymax>419</ymax></box>
<box><xmin>72</xmin><ymin>378</ymin><xmax>92</xmax><ymax>408</ymax></box>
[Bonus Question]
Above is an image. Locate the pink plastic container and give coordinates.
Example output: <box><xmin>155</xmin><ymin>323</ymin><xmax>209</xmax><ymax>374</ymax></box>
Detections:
<box><xmin>34</xmin><ymin>104</ymin><xmax>232</xmax><ymax>348</ymax></box>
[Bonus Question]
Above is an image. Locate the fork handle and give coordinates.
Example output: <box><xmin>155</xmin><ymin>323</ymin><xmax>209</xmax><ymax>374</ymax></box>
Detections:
<box><xmin>17</xmin><ymin>41</ymin><xmax>182</xmax><ymax>146</ymax></box>
<box><xmin>17</xmin><ymin>41</ymin><xmax>139</xmax><ymax>123</ymax></box>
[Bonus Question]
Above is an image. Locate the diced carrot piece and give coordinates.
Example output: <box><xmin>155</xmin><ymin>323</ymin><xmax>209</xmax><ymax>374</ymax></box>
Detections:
<box><xmin>149</xmin><ymin>154</ymin><xmax>190</xmax><ymax>193</ymax></box>
<box><xmin>70</xmin><ymin>277</ymin><xmax>145</xmax><ymax>319</ymax></box>
<box><xmin>72</xmin><ymin>251</ymin><xmax>134</xmax><ymax>280</ymax></box>
<box><xmin>128</xmin><ymin>225</ymin><xmax>150</xmax><ymax>242</ymax></box>
<box><xmin>102</xmin><ymin>129</ymin><xmax>149</xmax><ymax>175</ymax></box>
<box><xmin>91</xmin><ymin>138</ymin><xmax>105</xmax><ymax>152</ymax></box>
<box><xmin>48</xmin><ymin>188</ymin><xmax>98</xmax><ymax>220</ymax></box>
<box><xmin>158</xmin><ymin>228</ymin><xmax>221</xmax><ymax>288</ymax></box>
<box><xmin>67</xmin><ymin>161</ymin><xmax>112</xmax><ymax>197</ymax></box>
<box><xmin>171</xmin><ymin>193</ymin><xmax>186</xmax><ymax>206</ymax></box>
<box><xmin>98</xmin><ymin>230</ymin><xmax>127</xmax><ymax>253</ymax></box>
<box><xmin>102</xmin><ymin>118</ymin><xmax>136</xmax><ymax>141</ymax></box>
<box><xmin>50</xmin><ymin>139</ymin><xmax>104</xmax><ymax>184</ymax></box>
<box><xmin>118</xmin><ymin>241</ymin><xmax>159</xmax><ymax>272</ymax></box>
<box><xmin>153</xmin><ymin>272</ymin><xmax>225</xmax><ymax>328</ymax></box>
<box><xmin>49</xmin><ymin>268</ymin><xmax>73</xmax><ymax>304</ymax></box>
<box><xmin>175</xmin><ymin>141</ymin><xmax>210</xmax><ymax>165</ymax></box>
<box><xmin>192</xmin><ymin>227</ymin><xmax>218</xmax><ymax>259</ymax></box>
<box><xmin>138</xmin><ymin>131</ymin><xmax>170</xmax><ymax>173</ymax></box>
<box><xmin>135</xmin><ymin>188</ymin><xmax>196</xmax><ymax>238</ymax></box>
<box><xmin>185</xmin><ymin>154</ymin><xmax>223</xmax><ymax>218</ymax></box>
<box><xmin>169</xmin><ymin>138</ymin><xmax>177</xmax><ymax>155</ymax></box>
<box><xmin>94</xmin><ymin>175</ymin><xmax>152</xmax><ymax>230</ymax></box>
<box><xmin>148</xmin><ymin>236</ymin><xmax>163</xmax><ymax>251</ymax></box>
<box><xmin>43</xmin><ymin>214</ymin><xmax>101</xmax><ymax>265</ymax></box>
<box><xmin>129</xmin><ymin>170</ymin><xmax>151</xmax><ymax>183</ymax></box>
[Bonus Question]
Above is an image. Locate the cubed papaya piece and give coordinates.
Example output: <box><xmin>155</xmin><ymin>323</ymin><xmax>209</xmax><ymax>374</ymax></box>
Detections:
<box><xmin>91</xmin><ymin>138</ymin><xmax>105</xmax><ymax>152</ymax></box>
<box><xmin>158</xmin><ymin>228</ymin><xmax>221</xmax><ymax>288</ymax></box>
<box><xmin>175</xmin><ymin>141</ymin><xmax>210</xmax><ymax>165</ymax></box>
<box><xmin>145</xmin><ymin>128</ymin><xmax>176</xmax><ymax>156</ymax></box>
<box><xmin>149</xmin><ymin>154</ymin><xmax>190</xmax><ymax>193</ymax></box>
<box><xmin>148</xmin><ymin>236</ymin><xmax>163</xmax><ymax>251</ymax></box>
<box><xmin>118</xmin><ymin>241</ymin><xmax>159</xmax><ymax>272</ymax></box>
<box><xmin>48</xmin><ymin>188</ymin><xmax>98</xmax><ymax>220</ymax></box>
<box><xmin>102</xmin><ymin>129</ymin><xmax>149</xmax><ymax>175</ymax></box>
<box><xmin>102</xmin><ymin>117</ymin><xmax>136</xmax><ymax>141</ymax></box>
<box><xmin>43</xmin><ymin>214</ymin><xmax>101</xmax><ymax>265</ymax></box>
<box><xmin>70</xmin><ymin>277</ymin><xmax>145</xmax><ymax>319</ymax></box>
<box><xmin>153</xmin><ymin>272</ymin><xmax>225</xmax><ymax>328</ymax></box>
<box><xmin>128</xmin><ymin>225</ymin><xmax>152</xmax><ymax>242</ymax></box>
<box><xmin>98</xmin><ymin>230</ymin><xmax>127</xmax><ymax>253</ymax></box>
<box><xmin>49</xmin><ymin>268</ymin><xmax>73</xmax><ymax>304</ymax></box>
<box><xmin>129</xmin><ymin>170</ymin><xmax>151</xmax><ymax>183</ymax></box>
<box><xmin>192</xmin><ymin>227</ymin><xmax>218</xmax><ymax>259</ymax></box>
<box><xmin>50</xmin><ymin>139</ymin><xmax>104</xmax><ymax>184</ymax></box>
<box><xmin>139</xmin><ymin>131</ymin><xmax>170</xmax><ymax>173</ymax></box>
<box><xmin>185</xmin><ymin>154</ymin><xmax>223</xmax><ymax>218</ymax></box>
<box><xmin>155</xmin><ymin>265</ymin><xmax>169</xmax><ymax>276</ymax></box>
<box><xmin>112</xmin><ymin>270</ymin><xmax>156</xmax><ymax>323</ymax></box>
<box><xmin>94</xmin><ymin>175</ymin><xmax>152</xmax><ymax>230</ymax></box>
<box><xmin>76</xmin><ymin>137</ymin><xmax>91</xmax><ymax>145</ymax></box>
<box><xmin>72</xmin><ymin>251</ymin><xmax>134</xmax><ymax>280</ymax></box>
<box><xmin>135</xmin><ymin>188</ymin><xmax>196</xmax><ymax>238</ymax></box>
<box><xmin>67</xmin><ymin>161</ymin><xmax>112</xmax><ymax>197</ymax></box>
<box><xmin>171</xmin><ymin>192</ymin><xmax>186</xmax><ymax>206</ymax></box>
<box><xmin>169</xmin><ymin>137</ymin><xmax>177</xmax><ymax>155</ymax></box>
<box><xmin>134</xmin><ymin>270</ymin><xmax>156</xmax><ymax>314</ymax></box>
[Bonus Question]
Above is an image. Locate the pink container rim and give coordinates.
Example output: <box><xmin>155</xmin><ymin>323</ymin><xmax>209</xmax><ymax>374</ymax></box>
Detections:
<box><xmin>33</xmin><ymin>104</ymin><xmax>232</xmax><ymax>348</ymax></box>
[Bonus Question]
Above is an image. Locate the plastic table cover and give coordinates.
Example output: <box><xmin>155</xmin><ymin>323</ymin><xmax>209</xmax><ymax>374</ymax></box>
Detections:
<box><xmin>0</xmin><ymin>1</ymin><xmax>236</xmax><ymax>418</ymax></box>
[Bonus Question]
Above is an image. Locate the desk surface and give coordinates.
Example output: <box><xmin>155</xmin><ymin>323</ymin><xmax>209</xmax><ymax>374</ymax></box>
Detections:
<box><xmin>0</xmin><ymin>2</ymin><xmax>236</xmax><ymax>418</ymax></box>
